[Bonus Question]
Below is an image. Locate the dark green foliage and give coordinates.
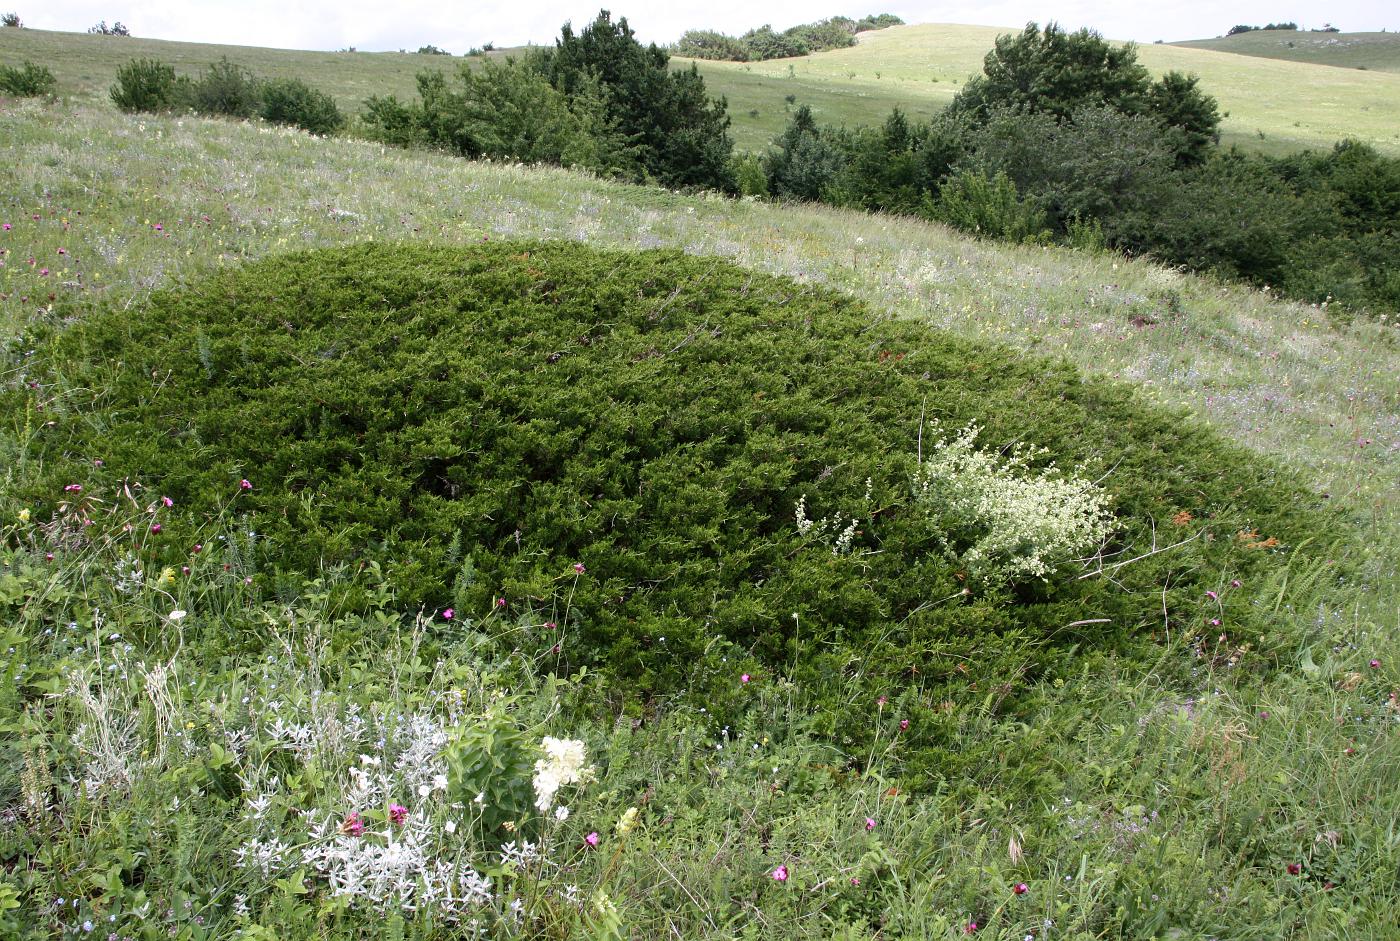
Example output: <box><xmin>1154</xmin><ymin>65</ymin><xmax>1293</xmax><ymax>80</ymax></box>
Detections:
<box><xmin>673</xmin><ymin>29</ymin><xmax>752</xmax><ymax>61</ymax></box>
<box><xmin>934</xmin><ymin>168</ymin><xmax>1050</xmax><ymax>242</ymax></box>
<box><xmin>109</xmin><ymin>57</ymin><xmax>176</xmax><ymax>112</ymax></box>
<box><xmin>951</xmin><ymin>22</ymin><xmax>1153</xmax><ymax>122</ymax></box>
<box><xmin>0</xmin><ymin>59</ymin><xmax>55</xmax><ymax>96</ymax></box>
<box><xmin>763</xmin><ymin>104</ymin><xmax>847</xmax><ymax>201</ymax></box>
<box><xmin>16</xmin><ymin>242</ymin><xmax>1334</xmax><ymax>703</ymax></box>
<box><xmin>543</xmin><ymin>11</ymin><xmax>734</xmax><ymax>190</ymax></box>
<box><xmin>258</xmin><ymin>77</ymin><xmax>344</xmax><ymax>134</ymax></box>
<box><xmin>1145</xmin><ymin>71</ymin><xmax>1221</xmax><ymax>165</ymax></box>
<box><xmin>416</xmin><ymin>44</ymin><xmax>451</xmax><ymax>55</ymax></box>
<box><xmin>675</xmin><ymin>14</ymin><xmax>900</xmax><ymax>61</ymax></box>
<box><xmin>949</xmin><ymin>22</ymin><xmax>1221</xmax><ymax>159</ymax></box>
<box><xmin>1</xmin><ymin>12</ymin><xmax>19</xmax><ymax>27</ymax></box>
<box><xmin>364</xmin><ymin>58</ymin><xmax>629</xmax><ymax>174</ymax></box>
<box><xmin>856</xmin><ymin>13</ymin><xmax>903</xmax><ymax>31</ymax></box>
<box><xmin>1228</xmin><ymin>23</ymin><xmax>1298</xmax><ymax>35</ymax></box>
<box><xmin>181</xmin><ymin>57</ymin><xmax>261</xmax><ymax>119</ymax></box>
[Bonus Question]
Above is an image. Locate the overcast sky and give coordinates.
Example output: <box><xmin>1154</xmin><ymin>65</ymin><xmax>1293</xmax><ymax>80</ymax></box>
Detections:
<box><xmin>23</xmin><ymin>1</ymin><xmax>1399</xmax><ymax>53</ymax></box>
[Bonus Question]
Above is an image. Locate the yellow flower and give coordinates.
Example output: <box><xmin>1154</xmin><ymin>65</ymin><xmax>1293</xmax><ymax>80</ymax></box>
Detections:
<box><xmin>615</xmin><ymin>806</ymin><xmax>639</xmax><ymax>836</ymax></box>
<box><xmin>158</xmin><ymin>566</ymin><xmax>176</xmax><ymax>587</ymax></box>
<box><xmin>17</xmin><ymin>508</ymin><xmax>30</xmax><ymax>523</ymax></box>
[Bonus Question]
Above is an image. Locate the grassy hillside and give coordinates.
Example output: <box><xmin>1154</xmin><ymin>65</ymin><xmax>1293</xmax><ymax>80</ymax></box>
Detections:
<box><xmin>1175</xmin><ymin>30</ymin><xmax>1400</xmax><ymax>73</ymax></box>
<box><xmin>684</xmin><ymin>23</ymin><xmax>1400</xmax><ymax>155</ymax></box>
<box><xmin>4</xmin><ymin>23</ymin><xmax>1400</xmax><ymax>155</ymax></box>
<box><xmin>2</xmin><ymin>94</ymin><xmax>1399</xmax><ymax>939</ymax></box>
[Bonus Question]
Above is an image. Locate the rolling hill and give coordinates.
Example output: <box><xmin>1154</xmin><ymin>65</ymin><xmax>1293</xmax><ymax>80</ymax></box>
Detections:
<box><xmin>3</xmin><ymin>21</ymin><xmax>1399</xmax><ymax>155</ymax></box>
<box><xmin>1174</xmin><ymin>30</ymin><xmax>1400</xmax><ymax>72</ymax></box>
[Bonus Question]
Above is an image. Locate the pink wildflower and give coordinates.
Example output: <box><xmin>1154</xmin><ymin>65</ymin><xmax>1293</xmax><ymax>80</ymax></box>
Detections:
<box><xmin>899</xmin><ymin>718</ymin><xmax>909</xmax><ymax>731</ymax></box>
<box><xmin>496</xmin><ymin>597</ymin><xmax>506</xmax><ymax>608</ymax></box>
<box><xmin>161</xmin><ymin>495</ymin><xmax>174</xmax><ymax>507</ymax></box>
<box><xmin>964</xmin><ymin>922</ymin><xmax>977</xmax><ymax>935</ymax></box>
<box><xmin>389</xmin><ymin>804</ymin><xmax>408</xmax><ymax>826</ymax></box>
<box><xmin>442</xmin><ymin>608</ymin><xmax>454</xmax><ymax>620</ymax></box>
<box><xmin>1013</xmin><ymin>882</ymin><xmax>1029</xmax><ymax>895</ymax></box>
<box><xmin>771</xmin><ymin>865</ymin><xmax>789</xmax><ymax>883</ymax></box>
<box><xmin>1231</xmin><ymin>579</ymin><xmax>1242</xmax><ymax>588</ymax></box>
<box><xmin>741</xmin><ymin>673</ymin><xmax>751</xmax><ymax>684</ymax></box>
<box><xmin>239</xmin><ymin>479</ymin><xmax>252</xmax><ymax>490</ymax></box>
<box><xmin>151</xmin><ymin>524</ymin><xmax>162</xmax><ymax>534</ymax></box>
<box><xmin>864</xmin><ymin>817</ymin><xmax>876</xmax><ymax>831</ymax></box>
<box><xmin>585</xmin><ymin>832</ymin><xmax>600</xmax><ymax>848</ymax></box>
<box><xmin>340</xmin><ymin>812</ymin><xmax>365</xmax><ymax>837</ymax></box>
<box><xmin>573</xmin><ymin>562</ymin><xmax>586</xmax><ymax>574</ymax></box>
<box><xmin>1206</xmin><ymin>590</ymin><xmax>1218</xmax><ymax>601</ymax></box>
<box><xmin>1370</xmin><ymin>659</ymin><xmax>1381</xmax><ymax>669</ymax></box>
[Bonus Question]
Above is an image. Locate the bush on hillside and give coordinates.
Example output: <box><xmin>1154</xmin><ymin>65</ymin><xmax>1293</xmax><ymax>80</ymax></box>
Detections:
<box><xmin>1</xmin><ymin>12</ymin><xmax>19</xmax><ymax>27</ymax></box>
<box><xmin>180</xmin><ymin>56</ymin><xmax>261</xmax><ymax>118</ymax></box>
<box><xmin>674</xmin><ymin>14</ymin><xmax>901</xmax><ymax>62</ymax></box>
<box><xmin>110</xmin><ymin>57</ymin><xmax>176</xmax><ymax>112</ymax></box>
<box><xmin>933</xmin><ymin>168</ymin><xmax>1050</xmax><ymax>242</ymax></box>
<box><xmin>87</xmin><ymin>19</ymin><xmax>130</xmax><ymax>36</ymax></box>
<box><xmin>259</xmin><ymin>77</ymin><xmax>344</xmax><ymax>134</ymax></box>
<box><xmin>13</xmin><ymin>242</ymin><xmax>1333</xmax><ymax>708</ymax></box>
<box><xmin>541</xmin><ymin>11</ymin><xmax>734</xmax><ymax>190</ymax></box>
<box><xmin>0</xmin><ymin>59</ymin><xmax>55</xmax><ymax>96</ymax></box>
<box><xmin>364</xmin><ymin>58</ymin><xmax>629</xmax><ymax>173</ymax></box>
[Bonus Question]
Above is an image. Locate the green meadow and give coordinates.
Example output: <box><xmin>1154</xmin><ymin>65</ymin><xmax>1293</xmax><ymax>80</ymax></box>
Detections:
<box><xmin>1</xmin><ymin>17</ymin><xmax>1398</xmax><ymax>940</ymax></box>
<box><xmin>1175</xmin><ymin>30</ymin><xmax>1400</xmax><ymax>73</ymax></box>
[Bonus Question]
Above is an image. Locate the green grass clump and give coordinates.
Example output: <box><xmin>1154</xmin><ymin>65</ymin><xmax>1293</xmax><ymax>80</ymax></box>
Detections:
<box><xmin>15</xmin><ymin>241</ymin><xmax>1333</xmax><ymax>711</ymax></box>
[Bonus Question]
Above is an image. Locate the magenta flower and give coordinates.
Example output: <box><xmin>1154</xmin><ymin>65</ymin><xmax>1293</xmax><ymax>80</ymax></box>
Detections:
<box><xmin>192</xmin><ymin>543</ymin><xmax>202</xmax><ymax>553</ymax></box>
<box><xmin>964</xmin><ymin>922</ymin><xmax>977</xmax><ymax>935</ymax></box>
<box><xmin>1210</xmin><ymin>618</ymin><xmax>1221</xmax><ymax>626</ymax></box>
<box><xmin>850</xmin><ymin>877</ymin><xmax>860</xmax><ymax>886</ymax></box>
<box><xmin>1205</xmin><ymin>590</ymin><xmax>1218</xmax><ymax>601</ymax></box>
<box><xmin>573</xmin><ymin>562</ymin><xmax>586</xmax><ymax>574</ymax></box>
<box><xmin>442</xmin><ymin>608</ymin><xmax>454</xmax><ymax>620</ymax></box>
<box><xmin>741</xmin><ymin>673</ymin><xmax>751</xmax><ymax>684</ymax></box>
<box><xmin>239</xmin><ymin>479</ymin><xmax>252</xmax><ymax>490</ymax></box>
<box><xmin>340</xmin><ymin>812</ymin><xmax>365</xmax><ymax>837</ymax></box>
<box><xmin>771</xmin><ymin>865</ymin><xmax>789</xmax><ymax>882</ymax></box>
<box><xmin>545</xmin><ymin>621</ymin><xmax>557</xmax><ymax>630</ymax></box>
<box><xmin>389</xmin><ymin>803</ymin><xmax>408</xmax><ymax>826</ymax></box>
<box><xmin>2</xmin><ymin>223</ymin><xmax>10</xmax><ymax>230</ymax></box>
<box><xmin>161</xmin><ymin>495</ymin><xmax>174</xmax><ymax>507</ymax></box>
<box><xmin>1013</xmin><ymin>882</ymin><xmax>1028</xmax><ymax>895</ymax></box>
<box><xmin>1231</xmin><ymin>579</ymin><xmax>1242</xmax><ymax>588</ymax></box>
<box><xmin>1370</xmin><ymin>659</ymin><xmax>1381</xmax><ymax>669</ymax></box>
<box><xmin>151</xmin><ymin>523</ymin><xmax>162</xmax><ymax>534</ymax></box>
<box><xmin>585</xmin><ymin>831</ymin><xmax>600</xmax><ymax>848</ymax></box>
<box><xmin>63</xmin><ymin>483</ymin><xmax>82</xmax><ymax>493</ymax></box>
<box><xmin>864</xmin><ymin>817</ymin><xmax>876</xmax><ymax>831</ymax></box>
<box><xmin>1287</xmin><ymin>863</ymin><xmax>1302</xmax><ymax>875</ymax></box>
<box><xmin>496</xmin><ymin>597</ymin><xmax>506</xmax><ymax>608</ymax></box>
<box><xmin>899</xmin><ymin>719</ymin><xmax>909</xmax><ymax>731</ymax></box>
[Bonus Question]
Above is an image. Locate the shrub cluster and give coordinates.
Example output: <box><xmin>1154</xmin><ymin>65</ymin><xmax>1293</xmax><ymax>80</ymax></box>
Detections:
<box><xmin>1227</xmin><ymin>22</ymin><xmax>1299</xmax><ymax>35</ymax></box>
<box><xmin>87</xmin><ymin>19</ymin><xmax>130</xmax><ymax>35</ymax></box>
<box><xmin>366</xmin><ymin>11</ymin><xmax>734</xmax><ymax>190</ymax></box>
<box><xmin>13</xmin><ymin>241</ymin><xmax>1333</xmax><ymax>703</ymax></box>
<box><xmin>674</xmin><ymin>13</ymin><xmax>903</xmax><ymax>61</ymax></box>
<box><xmin>0</xmin><ymin>58</ymin><xmax>55</xmax><ymax>96</ymax></box>
<box><xmin>761</xmin><ymin>22</ymin><xmax>1400</xmax><ymax>312</ymax></box>
<box><xmin>109</xmin><ymin>55</ymin><xmax>344</xmax><ymax>134</ymax></box>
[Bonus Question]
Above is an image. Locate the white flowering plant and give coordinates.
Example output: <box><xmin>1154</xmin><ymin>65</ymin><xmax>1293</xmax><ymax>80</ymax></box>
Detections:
<box><xmin>913</xmin><ymin>421</ymin><xmax>1117</xmax><ymax>587</ymax></box>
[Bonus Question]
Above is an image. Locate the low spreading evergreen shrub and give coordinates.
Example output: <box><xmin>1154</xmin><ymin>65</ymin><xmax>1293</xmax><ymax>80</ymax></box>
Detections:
<box><xmin>258</xmin><ymin>76</ymin><xmax>344</xmax><ymax>134</ymax></box>
<box><xmin>12</xmin><ymin>242</ymin><xmax>1334</xmax><ymax>718</ymax></box>
<box><xmin>0</xmin><ymin>59</ymin><xmax>56</xmax><ymax>96</ymax></box>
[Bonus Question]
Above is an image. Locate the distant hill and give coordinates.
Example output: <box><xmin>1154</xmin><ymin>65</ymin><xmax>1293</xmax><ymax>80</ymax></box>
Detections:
<box><xmin>3</xmin><ymin>22</ymin><xmax>1398</xmax><ymax>156</ymax></box>
<box><xmin>685</xmin><ymin>23</ymin><xmax>1400</xmax><ymax>155</ymax></box>
<box><xmin>1173</xmin><ymin>30</ymin><xmax>1400</xmax><ymax>73</ymax></box>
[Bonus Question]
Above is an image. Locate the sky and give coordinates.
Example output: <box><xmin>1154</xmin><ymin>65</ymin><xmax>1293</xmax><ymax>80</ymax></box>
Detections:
<box><xmin>23</xmin><ymin>1</ymin><xmax>1399</xmax><ymax>53</ymax></box>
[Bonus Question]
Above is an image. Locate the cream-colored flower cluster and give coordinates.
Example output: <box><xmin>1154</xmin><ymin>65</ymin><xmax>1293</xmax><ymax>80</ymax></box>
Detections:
<box><xmin>915</xmin><ymin>422</ymin><xmax>1115</xmax><ymax>585</ymax></box>
<box><xmin>532</xmin><ymin>737</ymin><xmax>594</xmax><ymax>813</ymax></box>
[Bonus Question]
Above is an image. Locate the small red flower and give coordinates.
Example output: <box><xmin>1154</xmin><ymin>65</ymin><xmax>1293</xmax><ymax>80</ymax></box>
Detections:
<box><xmin>898</xmin><ymin>719</ymin><xmax>909</xmax><ymax>731</ymax></box>
<box><xmin>389</xmin><ymin>803</ymin><xmax>408</xmax><ymax>826</ymax></box>
<box><xmin>239</xmin><ymin>479</ymin><xmax>252</xmax><ymax>490</ymax></box>
<box><xmin>1013</xmin><ymin>882</ymin><xmax>1028</xmax><ymax>895</ymax></box>
<box><xmin>340</xmin><ymin>812</ymin><xmax>365</xmax><ymax>837</ymax></box>
<box><xmin>1287</xmin><ymin>863</ymin><xmax>1302</xmax><ymax>875</ymax></box>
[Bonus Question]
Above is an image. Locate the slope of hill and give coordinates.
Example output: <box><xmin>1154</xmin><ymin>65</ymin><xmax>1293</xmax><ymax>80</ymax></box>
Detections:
<box><xmin>684</xmin><ymin>23</ymin><xmax>1400</xmax><ymax>155</ymax></box>
<box><xmin>1174</xmin><ymin>30</ymin><xmax>1400</xmax><ymax>72</ymax></box>
<box><xmin>3</xmin><ymin>22</ymin><xmax>1399</xmax><ymax>156</ymax></box>
<box><xmin>2</xmin><ymin>94</ymin><xmax>1397</xmax><ymax>940</ymax></box>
